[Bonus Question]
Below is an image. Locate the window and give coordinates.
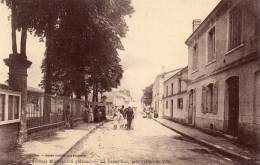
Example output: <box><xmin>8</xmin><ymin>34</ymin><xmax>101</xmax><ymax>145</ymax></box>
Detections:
<box><xmin>0</xmin><ymin>91</ymin><xmax>20</xmax><ymax>124</ymax></box>
<box><xmin>207</xmin><ymin>27</ymin><xmax>216</xmax><ymax>62</ymax></box>
<box><xmin>171</xmin><ymin>83</ymin><xmax>173</xmax><ymax>95</ymax></box>
<box><xmin>177</xmin><ymin>98</ymin><xmax>183</xmax><ymax>109</ymax></box>
<box><xmin>0</xmin><ymin>94</ymin><xmax>5</xmax><ymax>121</ymax></box>
<box><xmin>178</xmin><ymin>78</ymin><xmax>182</xmax><ymax>93</ymax></box>
<box><xmin>166</xmin><ymin>86</ymin><xmax>168</xmax><ymax>96</ymax></box>
<box><xmin>171</xmin><ymin>100</ymin><xmax>173</xmax><ymax>111</ymax></box>
<box><xmin>192</xmin><ymin>44</ymin><xmax>198</xmax><ymax>70</ymax></box>
<box><xmin>201</xmin><ymin>82</ymin><xmax>218</xmax><ymax>114</ymax></box>
<box><xmin>166</xmin><ymin>101</ymin><xmax>168</xmax><ymax>109</ymax></box>
<box><xmin>229</xmin><ymin>5</ymin><xmax>242</xmax><ymax>50</ymax></box>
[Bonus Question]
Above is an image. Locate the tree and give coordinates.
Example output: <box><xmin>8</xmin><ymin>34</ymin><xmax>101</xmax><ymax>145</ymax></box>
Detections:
<box><xmin>39</xmin><ymin>0</ymin><xmax>134</xmax><ymax>102</ymax></box>
<box><xmin>142</xmin><ymin>84</ymin><xmax>153</xmax><ymax>106</ymax></box>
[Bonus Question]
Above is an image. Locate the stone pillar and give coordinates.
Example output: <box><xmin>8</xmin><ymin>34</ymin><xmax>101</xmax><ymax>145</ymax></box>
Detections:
<box><xmin>4</xmin><ymin>54</ymin><xmax>32</xmax><ymax>144</ymax></box>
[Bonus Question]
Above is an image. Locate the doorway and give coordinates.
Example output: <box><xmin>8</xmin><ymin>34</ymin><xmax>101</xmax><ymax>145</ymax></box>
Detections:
<box><xmin>226</xmin><ymin>76</ymin><xmax>239</xmax><ymax>136</ymax></box>
<box><xmin>188</xmin><ymin>89</ymin><xmax>195</xmax><ymax>125</ymax></box>
<box><xmin>170</xmin><ymin>100</ymin><xmax>173</xmax><ymax>119</ymax></box>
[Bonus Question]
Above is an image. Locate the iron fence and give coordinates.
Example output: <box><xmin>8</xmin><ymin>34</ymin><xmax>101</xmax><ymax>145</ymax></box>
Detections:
<box><xmin>26</xmin><ymin>93</ymin><xmax>84</xmax><ymax>129</ymax></box>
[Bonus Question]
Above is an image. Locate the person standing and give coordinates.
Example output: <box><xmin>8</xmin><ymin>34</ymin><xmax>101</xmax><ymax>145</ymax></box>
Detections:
<box><xmin>65</xmin><ymin>105</ymin><xmax>71</xmax><ymax>128</ymax></box>
<box><xmin>125</xmin><ymin>106</ymin><xmax>134</xmax><ymax>130</ymax></box>
<box><xmin>83</xmin><ymin>105</ymin><xmax>89</xmax><ymax>122</ymax></box>
<box><xmin>88</xmin><ymin>105</ymin><xmax>94</xmax><ymax>123</ymax></box>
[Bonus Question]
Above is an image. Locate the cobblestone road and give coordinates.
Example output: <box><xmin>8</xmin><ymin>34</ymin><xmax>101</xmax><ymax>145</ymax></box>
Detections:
<box><xmin>58</xmin><ymin>112</ymin><xmax>242</xmax><ymax>165</ymax></box>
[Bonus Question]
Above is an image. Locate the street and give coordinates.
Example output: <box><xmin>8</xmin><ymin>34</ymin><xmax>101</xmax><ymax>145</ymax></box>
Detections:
<box><xmin>57</xmin><ymin>111</ymin><xmax>241</xmax><ymax>165</ymax></box>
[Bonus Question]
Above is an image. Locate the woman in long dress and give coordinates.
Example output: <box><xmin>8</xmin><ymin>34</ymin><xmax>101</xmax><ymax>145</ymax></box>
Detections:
<box><xmin>113</xmin><ymin>109</ymin><xmax>123</xmax><ymax>129</ymax></box>
<box><xmin>88</xmin><ymin>105</ymin><xmax>94</xmax><ymax>122</ymax></box>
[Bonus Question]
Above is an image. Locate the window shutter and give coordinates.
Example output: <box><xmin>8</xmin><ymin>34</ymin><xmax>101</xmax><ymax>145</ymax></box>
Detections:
<box><xmin>201</xmin><ymin>86</ymin><xmax>207</xmax><ymax>114</ymax></box>
<box><xmin>213</xmin><ymin>82</ymin><xmax>218</xmax><ymax>114</ymax></box>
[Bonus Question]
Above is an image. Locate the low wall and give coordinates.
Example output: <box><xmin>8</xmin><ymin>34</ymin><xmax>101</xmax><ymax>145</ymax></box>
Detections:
<box><xmin>195</xmin><ymin>117</ymin><xmax>224</xmax><ymax>133</ymax></box>
<box><xmin>27</xmin><ymin>117</ymin><xmax>83</xmax><ymax>141</ymax></box>
<box><xmin>0</xmin><ymin>122</ymin><xmax>19</xmax><ymax>151</ymax></box>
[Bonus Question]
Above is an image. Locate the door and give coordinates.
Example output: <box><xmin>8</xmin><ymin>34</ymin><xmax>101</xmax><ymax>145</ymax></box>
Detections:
<box><xmin>188</xmin><ymin>90</ymin><xmax>194</xmax><ymax>124</ymax></box>
<box><xmin>226</xmin><ymin>77</ymin><xmax>239</xmax><ymax>136</ymax></box>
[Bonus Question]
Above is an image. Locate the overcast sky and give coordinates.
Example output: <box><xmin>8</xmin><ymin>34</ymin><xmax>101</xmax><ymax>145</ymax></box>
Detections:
<box><xmin>0</xmin><ymin>0</ymin><xmax>220</xmax><ymax>101</ymax></box>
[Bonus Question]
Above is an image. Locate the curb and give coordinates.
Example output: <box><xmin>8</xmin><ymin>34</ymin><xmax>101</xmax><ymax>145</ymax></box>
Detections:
<box><xmin>153</xmin><ymin>119</ymin><xmax>259</xmax><ymax>165</ymax></box>
<box><xmin>54</xmin><ymin>121</ymin><xmax>107</xmax><ymax>165</ymax></box>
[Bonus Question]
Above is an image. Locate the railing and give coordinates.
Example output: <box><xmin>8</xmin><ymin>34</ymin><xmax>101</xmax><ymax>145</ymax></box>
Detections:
<box><xmin>26</xmin><ymin>93</ymin><xmax>84</xmax><ymax>129</ymax></box>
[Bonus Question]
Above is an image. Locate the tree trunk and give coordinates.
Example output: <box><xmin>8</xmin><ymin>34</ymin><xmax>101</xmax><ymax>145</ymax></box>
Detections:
<box><xmin>95</xmin><ymin>83</ymin><xmax>98</xmax><ymax>102</ymax></box>
<box><xmin>11</xmin><ymin>0</ymin><xmax>17</xmax><ymax>55</ymax></box>
<box><xmin>20</xmin><ymin>27</ymin><xmax>27</xmax><ymax>55</ymax></box>
<box><xmin>45</xmin><ymin>32</ymin><xmax>53</xmax><ymax>94</ymax></box>
<box><xmin>43</xmin><ymin>31</ymin><xmax>54</xmax><ymax>123</ymax></box>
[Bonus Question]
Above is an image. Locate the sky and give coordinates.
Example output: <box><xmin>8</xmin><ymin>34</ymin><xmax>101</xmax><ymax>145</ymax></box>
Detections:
<box><xmin>0</xmin><ymin>0</ymin><xmax>220</xmax><ymax>101</ymax></box>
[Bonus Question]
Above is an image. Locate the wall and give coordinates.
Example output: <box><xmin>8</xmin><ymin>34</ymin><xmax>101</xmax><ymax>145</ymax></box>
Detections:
<box><xmin>0</xmin><ymin>123</ymin><xmax>19</xmax><ymax>151</ymax></box>
<box><xmin>163</xmin><ymin>69</ymin><xmax>188</xmax><ymax>124</ymax></box>
<box><xmin>186</xmin><ymin>0</ymin><xmax>260</xmax><ymax>147</ymax></box>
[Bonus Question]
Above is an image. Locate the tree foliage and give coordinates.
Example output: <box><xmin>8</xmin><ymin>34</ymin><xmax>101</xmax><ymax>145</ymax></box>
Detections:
<box><xmin>142</xmin><ymin>84</ymin><xmax>153</xmax><ymax>106</ymax></box>
<box><xmin>2</xmin><ymin>0</ymin><xmax>134</xmax><ymax>100</ymax></box>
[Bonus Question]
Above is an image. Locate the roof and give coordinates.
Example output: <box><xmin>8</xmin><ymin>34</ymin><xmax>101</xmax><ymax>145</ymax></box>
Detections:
<box><xmin>185</xmin><ymin>0</ymin><xmax>225</xmax><ymax>45</ymax></box>
<box><xmin>154</xmin><ymin>68</ymin><xmax>183</xmax><ymax>82</ymax></box>
<box><xmin>0</xmin><ymin>83</ymin><xmax>44</xmax><ymax>93</ymax></box>
<box><xmin>164</xmin><ymin>66</ymin><xmax>188</xmax><ymax>83</ymax></box>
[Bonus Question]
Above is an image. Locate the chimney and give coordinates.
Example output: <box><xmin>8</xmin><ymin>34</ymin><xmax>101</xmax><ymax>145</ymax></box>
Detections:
<box><xmin>192</xmin><ymin>19</ymin><xmax>202</xmax><ymax>32</ymax></box>
<box><xmin>161</xmin><ymin>65</ymin><xmax>165</xmax><ymax>74</ymax></box>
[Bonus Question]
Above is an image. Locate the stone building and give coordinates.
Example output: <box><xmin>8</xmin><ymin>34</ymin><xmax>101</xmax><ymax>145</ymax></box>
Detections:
<box><xmin>185</xmin><ymin>0</ymin><xmax>260</xmax><ymax>146</ymax></box>
<box><xmin>152</xmin><ymin>69</ymin><xmax>182</xmax><ymax>117</ymax></box>
<box><xmin>104</xmin><ymin>89</ymin><xmax>133</xmax><ymax>115</ymax></box>
<box><xmin>162</xmin><ymin>67</ymin><xmax>188</xmax><ymax>124</ymax></box>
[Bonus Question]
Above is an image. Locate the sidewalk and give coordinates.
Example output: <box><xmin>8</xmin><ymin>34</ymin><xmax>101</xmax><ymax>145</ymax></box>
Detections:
<box><xmin>0</xmin><ymin>121</ymin><xmax>105</xmax><ymax>165</ymax></box>
<box><xmin>154</xmin><ymin>118</ymin><xmax>260</xmax><ymax>164</ymax></box>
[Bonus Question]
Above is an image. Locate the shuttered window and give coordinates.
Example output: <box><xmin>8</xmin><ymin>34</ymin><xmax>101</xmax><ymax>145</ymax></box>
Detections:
<box><xmin>201</xmin><ymin>82</ymin><xmax>218</xmax><ymax>114</ymax></box>
<box><xmin>206</xmin><ymin>84</ymin><xmax>213</xmax><ymax>113</ymax></box>
<box><xmin>0</xmin><ymin>94</ymin><xmax>5</xmax><ymax>121</ymax></box>
<box><xmin>212</xmin><ymin>82</ymin><xmax>218</xmax><ymax>114</ymax></box>
<box><xmin>177</xmin><ymin>98</ymin><xmax>183</xmax><ymax>109</ymax></box>
<box><xmin>201</xmin><ymin>86</ymin><xmax>207</xmax><ymax>113</ymax></box>
<box><xmin>192</xmin><ymin>44</ymin><xmax>198</xmax><ymax>70</ymax></box>
<box><xmin>229</xmin><ymin>5</ymin><xmax>242</xmax><ymax>50</ymax></box>
<box><xmin>207</xmin><ymin>27</ymin><xmax>216</xmax><ymax>62</ymax></box>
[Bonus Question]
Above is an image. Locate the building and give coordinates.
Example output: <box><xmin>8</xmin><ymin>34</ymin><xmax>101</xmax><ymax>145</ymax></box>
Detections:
<box><xmin>104</xmin><ymin>89</ymin><xmax>133</xmax><ymax>115</ymax></box>
<box><xmin>152</xmin><ymin>69</ymin><xmax>182</xmax><ymax>117</ymax></box>
<box><xmin>0</xmin><ymin>85</ymin><xmax>21</xmax><ymax>150</ymax></box>
<box><xmin>185</xmin><ymin>0</ymin><xmax>260</xmax><ymax>146</ymax></box>
<box><xmin>163</xmin><ymin>67</ymin><xmax>188</xmax><ymax>124</ymax></box>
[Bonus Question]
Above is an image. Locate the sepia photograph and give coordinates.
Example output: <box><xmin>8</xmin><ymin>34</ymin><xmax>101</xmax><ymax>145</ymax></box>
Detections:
<box><xmin>0</xmin><ymin>0</ymin><xmax>259</xmax><ymax>164</ymax></box>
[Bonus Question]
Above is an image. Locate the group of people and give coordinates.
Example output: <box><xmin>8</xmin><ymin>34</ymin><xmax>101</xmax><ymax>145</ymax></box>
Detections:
<box><xmin>113</xmin><ymin>105</ymin><xmax>135</xmax><ymax>130</ymax></box>
<box><xmin>83</xmin><ymin>104</ymin><xmax>94</xmax><ymax>123</ymax></box>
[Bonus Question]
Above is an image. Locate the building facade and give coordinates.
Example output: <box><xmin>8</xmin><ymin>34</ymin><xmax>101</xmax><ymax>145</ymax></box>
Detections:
<box><xmin>104</xmin><ymin>89</ymin><xmax>133</xmax><ymax>115</ymax></box>
<box><xmin>163</xmin><ymin>67</ymin><xmax>188</xmax><ymax>124</ymax></box>
<box><xmin>152</xmin><ymin>69</ymin><xmax>182</xmax><ymax>117</ymax></box>
<box><xmin>185</xmin><ymin>0</ymin><xmax>260</xmax><ymax>146</ymax></box>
